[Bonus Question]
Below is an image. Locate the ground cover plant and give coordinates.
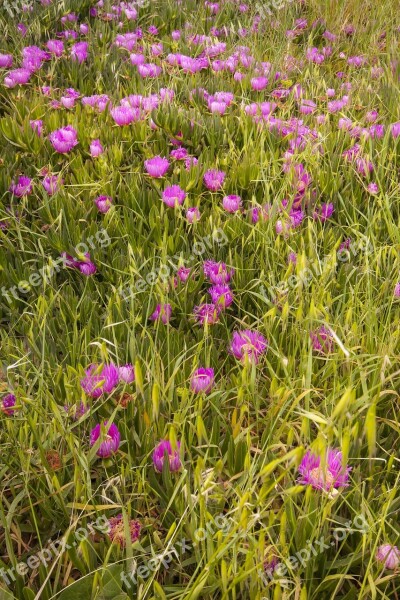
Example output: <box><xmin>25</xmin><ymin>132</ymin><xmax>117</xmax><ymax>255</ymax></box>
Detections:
<box><xmin>1</xmin><ymin>0</ymin><xmax>400</xmax><ymax>598</ymax></box>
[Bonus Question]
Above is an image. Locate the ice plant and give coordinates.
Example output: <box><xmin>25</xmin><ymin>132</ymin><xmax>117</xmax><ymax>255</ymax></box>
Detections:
<box><xmin>193</xmin><ymin>303</ymin><xmax>221</xmax><ymax>325</ymax></box>
<box><xmin>204</xmin><ymin>169</ymin><xmax>226</xmax><ymax>191</ymax></box>
<box><xmin>90</xmin><ymin>422</ymin><xmax>121</xmax><ymax>458</ymax></box>
<box><xmin>298</xmin><ymin>448</ymin><xmax>351</xmax><ymax>491</ymax></box>
<box><xmin>150</xmin><ymin>303</ymin><xmax>172</xmax><ymax>324</ymax></box>
<box><xmin>118</xmin><ymin>364</ymin><xmax>135</xmax><ymax>384</ymax></box>
<box><xmin>310</xmin><ymin>326</ymin><xmax>334</xmax><ymax>353</ymax></box>
<box><xmin>208</xmin><ymin>284</ymin><xmax>233</xmax><ymax>308</ymax></box>
<box><xmin>107</xmin><ymin>515</ymin><xmax>141</xmax><ymax>547</ymax></box>
<box><xmin>90</xmin><ymin>139</ymin><xmax>104</xmax><ymax>157</ymax></box>
<box><xmin>144</xmin><ymin>156</ymin><xmax>170</xmax><ymax>178</ymax></box>
<box><xmin>222</xmin><ymin>195</ymin><xmax>242</xmax><ymax>213</ymax></box>
<box><xmin>94</xmin><ymin>195</ymin><xmax>112</xmax><ymax>213</ymax></box>
<box><xmin>375</xmin><ymin>544</ymin><xmax>400</xmax><ymax>570</ymax></box>
<box><xmin>186</xmin><ymin>207</ymin><xmax>201</xmax><ymax>223</ymax></box>
<box><xmin>1</xmin><ymin>394</ymin><xmax>16</xmax><ymax>416</ymax></box>
<box><xmin>190</xmin><ymin>368</ymin><xmax>215</xmax><ymax>393</ymax></box>
<box><xmin>162</xmin><ymin>185</ymin><xmax>186</xmax><ymax>207</ymax></box>
<box><xmin>204</xmin><ymin>261</ymin><xmax>234</xmax><ymax>284</ymax></box>
<box><xmin>152</xmin><ymin>439</ymin><xmax>182</xmax><ymax>472</ymax></box>
<box><xmin>42</xmin><ymin>175</ymin><xmax>63</xmax><ymax>195</ymax></box>
<box><xmin>230</xmin><ymin>330</ymin><xmax>268</xmax><ymax>363</ymax></box>
<box><xmin>49</xmin><ymin>126</ymin><xmax>78</xmax><ymax>153</ymax></box>
<box><xmin>80</xmin><ymin>363</ymin><xmax>119</xmax><ymax>398</ymax></box>
<box><xmin>9</xmin><ymin>176</ymin><xmax>32</xmax><ymax>197</ymax></box>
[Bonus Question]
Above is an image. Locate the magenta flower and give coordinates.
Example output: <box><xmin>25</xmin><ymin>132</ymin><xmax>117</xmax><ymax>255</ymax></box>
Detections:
<box><xmin>222</xmin><ymin>194</ymin><xmax>242</xmax><ymax>213</ymax></box>
<box><xmin>209</xmin><ymin>284</ymin><xmax>233</xmax><ymax>308</ymax></box>
<box><xmin>110</xmin><ymin>105</ymin><xmax>139</xmax><ymax>126</ymax></box>
<box><xmin>4</xmin><ymin>68</ymin><xmax>31</xmax><ymax>88</ymax></box>
<box><xmin>42</xmin><ymin>175</ymin><xmax>63</xmax><ymax>195</ymax></box>
<box><xmin>80</xmin><ymin>363</ymin><xmax>120</xmax><ymax>398</ymax></box>
<box><xmin>152</xmin><ymin>439</ymin><xmax>182</xmax><ymax>472</ymax></box>
<box><xmin>313</xmin><ymin>203</ymin><xmax>334</xmax><ymax>222</ymax></box>
<box><xmin>162</xmin><ymin>185</ymin><xmax>186</xmax><ymax>207</ymax></box>
<box><xmin>376</xmin><ymin>544</ymin><xmax>400</xmax><ymax>570</ymax></box>
<box><xmin>150</xmin><ymin>303</ymin><xmax>172</xmax><ymax>324</ymax></box>
<box><xmin>204</xmin><ymin>169</ymin><xmax>226</xmax><ymax>192</ymax></box>
<box><xmin>367</xmin><ymin>182</ymin><xmax>379</xmax><ymax>195</ymax></box>
<box><xmin>171</xmin><ymin>147</ymin><xmax>188</xmax><ymax>160</ymax></box>
<box><xmin>394</xmin><ymin>283</ymin><xmax>400</xmax><ymax>298</ymax></box>
<box><xmin>310</xmin><ymin>326</ymin><xmax>334</xmax><ymax>353</ymax></box>
<box><xmin>30</xmin><ymin>119</ymin><xmax>43</xmax><ymax>136</ymax></box>
<box><xmin>90</xmin><ymin>139</ymin><xmax>104</xmax><ymax>157</ymax></box>
<box><xmin>193</xmin><ymin>303</ymin><xmax>221</xmax><ymax>325</ymax></box>
<box><xmin>94</xmin><ymin>195</ymin><xmax>112</xmax><ymax>213</ymax></box>
<box><xmin>186</xmin><ymin>207</ymin><xmax>201</xmax><ymax>223</ymax></box>
<box><xmin>298</xmin><ymin>448</ymin><xmax>351</xmax><ymax>491</ymax></box>
<box><xmin>62</xmin><ymin>252</ymin><xmax>96</xmax><ymax>276</ymax></box>
<box><xmin>49</xmin><ymin>126</ymin><xmax>78</xmax><ymax>153</ymax></box>
<box><xmin>90</xmin><ymin>422</ymin><xmax>121</xmax><ymax>458</ymax></box>
<box><xmin>251</xmin><ymin>76</ymin><xmax>268</xmax><ymax>91</ymax></box>
<box><xmin>0</xmin><ymin>54</ymin><xmax>13</xmax><ymax>68</ymax></box>
<box><xmin>203</xmin><ymin>261</ymin><xmax>234</xmax><ymax>284</ymax></box>
<box><xmin>176</xmin><ymin>266</ymin><xmax>191</xmax><ymax>282</ymax></box>
<box><xmin>71</xmin><ymin>41</ymin><xmax>88</xmax><ymax>63</ymax></box>
<box><xmin>144</xmin><ymin>156</ymin><xmax>170</xmax><ymax>178</ymax></box>
<box><xmin>1</xmin><ymin>394</ymin><xmax>17</xmax><ymax>416</ymax></box>
<box><xmin>190</xmin><ymin>368</ymin><xmax>215</xmax><ymax>394</ymax></box>
<box><xmin>229</xmin><ymin>329</ymin><xmax>268</xmax><ymax>363</ymax></box>
<box><xmin>9</xmin><ymin>176</ymin><xmax>32</xmax><ymax>197</ymax></box>
<box><xmin>391</xmin><ymin>122</ymin><xmax>400</xmax><ymax>138</ymax></box>
<box><xmin>46</xmin><ymin>39</ymin><xmax>64</xmax><ymax>56</ymax></box>
<box><xmin>118</xmin><ymin>364</ymin><xmax>135</xmax><ymax>384</ymax></box>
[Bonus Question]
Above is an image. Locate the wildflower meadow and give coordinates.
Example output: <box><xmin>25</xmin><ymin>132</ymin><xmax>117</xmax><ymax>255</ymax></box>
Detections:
<box><xmin>1</xmin><ymin>0</ymin><xmax>400</xmax><ymax>598</ymax></box>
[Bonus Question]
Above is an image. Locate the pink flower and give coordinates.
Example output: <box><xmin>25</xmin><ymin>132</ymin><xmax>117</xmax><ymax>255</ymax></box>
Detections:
<box><xmin>4</xmin><ymin>68</ymin><xmax>31</xmax><ymax>88</ymax></box>
<box><xmin>150</xmin><ymin>303</ymin><xmax>172</xmax><ymax>324</ymax></box>
<box><xmin>152</xmin><ymin>439</ymin><xmax>182</xmax><ymax>472</ymax></box>
<box><xmin>186</xmin><ymin>207</ymin><xmax>200</xmax><ymax>223</ymax></box>
<box><xmin>0</xmin><ymin>54</ymin><xmax>13</xmax><ymax>68</ymax></box>
<box><xmin>208</xmin><ymin>284</ymin><xmax>233</xmax><ymax>308</ymax></box>
<box><xmin>118</xmin><ymin>364</ymin><xmax>135</xmax><ymax>384</ymax></box>
<box><xmin>144</xmin><ymin>156</ymin><xmax>170</xmax><ymax>178</ymax></box>
<box><xmin>90</xmin><ymin>139</ymin><xmax>104</xmax><ymax>157</ymax></box>
<box><xmin>229</xmin><ymin>329</ymin><xmax>268</xmax><ymax>363</ymax></box>
<box><xmin>376</xmin><ymin>545</ymin><xmax>400</xmax><ymax>570</ymax></box>
<box><xmin>203</xmin><ymin>169</ymin><xmax>226</xmax><ymax>192</ymax></box>
<box><xmin>193</xmin><ymin>303</ymin><xmax>221</xmax><ymax>325</ymax></box>
<box><xmin>107</xmin><ymin>515</ymin><xmax>141</xmax><ymax>547</ymax></box>
<box><xmin>162</xmin><ymin>185</ymin><xmax>186</xmax><ymax>207</ymax></box>
<box><xmin>90</xmin><ymin>422</ymin><xmax>121</xmax><ymax>458</ymax></box>
<box><xmin>30</xmin><ymin>119</ymin><xmax>43</xmax><ymax>136</ymax></box>
<box><xmin>222</xmin><ymin>194</ymin><xmax>242</xmax><ymax>213</ymax></box>
<box><xmin>251</xmin><ymin>76</ymin><xmax>268</xmax><ymax>91</ymax></box>
<box><xmin>298</xmin><ymin>448</ymin><xmax>351</xmax><ymax>491</ymax></box>
<box><xmin>71</xmin><ymin>42</ymin><xmax>88</xmax><ymax>63</ymax></box>
<box><xmin>313</xmin><ymin>203</ymin><xmax>334</xmax><ymax>222</ymax></box>
<box><xmin>204</xmin><ymin>261</ymin><xmax>234</xmax><ymax>284</ymax></box>
<box><xmin>177</xmin><ymin>266</ymin><xmax>191</xmax><ymax>282</ymax></box>
<box><xmin>394</xmin><ymin>283</ymin><xmax>400</xmax><ymax>298</ymax></box>
<box><xmin>1</xmin><ymin>394</ymin><xmax>17</xmax><ymax>416</ymax></box>
<box><xmin>81</xmin><ymin>363</ymin><xmax>120</xmax><ymax>398</ymax></box>
<box><xmin>49</xmin><ymin>126</ymin><xmax>78</xmax><ymax>153</ymax></box>
<box><xmin>94</xmin><ymin>195</ymin><xmax>112</xmax><ymax>213</ymax></box>
<box><xmin>111</xmin><ymin>105</ymin><xmax>139</xmax><ymax>126</ymax></box>
<box><xmin>310</xmin><ymin>326</ymin><xmax>334</xmax><ymax>353</ymax></box>
<box><xmin>46</xmin><ymin>40</ymin><xmax>64</xmax><ymax>56</ymax></box>
<box><xmin>9</xmin><ymin>176</ymin><xmax>32</xmax><ymax>197</ymax></box>
<box><xmin>42</xmin><ymin>175</ymin><xmax>63</xmax><ymax>195</ymax></box>
<box><xmin>367</xmin><ymin>182</ymin><xmax>379</xmax><ymax>194</ymax></box>
<box><xmin>190</xmin><ymin>368</ymin><xmax>215</xmax><ymax>393</ymax></box>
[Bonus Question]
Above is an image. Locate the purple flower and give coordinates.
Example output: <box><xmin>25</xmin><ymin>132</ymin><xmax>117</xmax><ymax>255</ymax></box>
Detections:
<box><xmin>90</xmin><ymin>422</ymin><xmax>121</xmax><ymax>458</ymax></box>
<box><xmin>90</xmin><ymin>139</ymin><xmax>104</xmax><ymax>157</ymax></box>
<box><xmin>190</xmin><ymin>368</ymin><xmax>215</xmax><ymax>394</ymax></box>
<box><xmin>310</xmin><ymin>326</ymin><xmax>334</xmax><ymax>353</ymax></box>
<box><xmin>209</xmin><ymin>284</ymin><xmax>233</xmax><ymax>308</ymax></box>
<box><xmin>144</xmin><ymin>156</ymin><xmax>170</xmax><ymax>178</ymax></box>
<box><xmin>222</xmin><ymin>195</ymin><xmax>242</xmax><ymax>213</ymax></box>
<box><xmin>42</xmin><ymin>175</ymin><xmax>63</xmax><ymax>195</ymax></box>
<box><xmin>376</xmin><ymin>544</ymin><xmax>400</xmax><ymax>570</ymax></box>
<box><xmin>204</xmin><ymin>169</ymin><xmax>226</xmax><ymax>192</ymax></box>
<box><xmin>0</xmin><ymin>54</ymin><xmax>13</xmax><ymax>68</ymax></box>
<box><xmin>186</xmin><ymin>207</ymin><xmax>201</xmax><ymax>223</ymax></box>
<box><xmin>1</xmin><ymin>394</ymin><xmax>17</xmax><ymax>416</ymax></box>
<box><xmin>46</xmin><ymin>40</ymin><xmax>64</xmax><ymax>56</ymax></box>
<box><xmin>203</xmin><ymin>261</ymin><xmax>234</xmax><ymax>284</ymax></box>
<box><xmin>110</xmin><ymin>105</ymin><xmax>139</xmax><ymax>126</ymax></box>
<box><xmin>170</xmin><ymin>147</ymin><xmax>188</xmax><ymax>160</ymax></box>
<box><xmin>313</xmin><ymin>203</ymin><xmax>334</xmax><ymax>222</ymax></box>
<box><xmin>9</xmin><ymin>176</ymin><xmax>32</xmax><ymax>197</ymax></box>
<box><xmin>193</xmin><ymin>303</ymin><xmax>221</xmax><ymax>325</ymax></box>
<box><xmin>4</xmin><ymin>68</ymin><xmax>31</xmax><ymax>88</ymax></box>
<box><xmin>118</xmin><ymin>364</ymin><xmax>135</xmax><ymax>384</ymax></box>
<box><xmin>177</xmin><ymin>266</ymin><xmax>191</xmax><ymax>282</ymax></box>
<box><xmin>367</xmin><ymin>182</ymin><xmax>379</xmax><ymax>195</ymax></box>
<box><xmin>49</xmin><ymin>126</ymin><xmax>78</xmax><ymax>153</ymax></box>
<box><xmin>251</xmin><ymin>76</ymin><xmax>268</xmax><ymax>91</ymax></box>
<box><xmin>162</xmin><ymin>185</ymin><xmax>186</xmax><ymax>207</ymax></box>
<box><xmin>71</xmin><ymin>42</ymin><xmax>88</xmax><ymax>63</ymax></box>
<box><xmin>394</xmin><ymin>283</ymin><xmax>400</xmax><ymax>298</ymax></box>
<box><xmin>229</xmin><ymin>329</ymin><xmax>268</xmax><ymax>364</ymax></box>
<box><xmin>298</xmin><ymin>448</ymin><xmax>351</xmax><ymax>491</ymax></box>
<box><xmin>94</xmin><ymin>195</ymin><xmax>112</xmax><ymax>213</ymax></box>
<box><xmin>152</xmin><ymin>439</ymin><xmax>182</xmax><ymax>472</ymax></box>
<box><xmin>150</xmin><ymin>303</ymin><xmax>172</xmax><ymax>324</ymax></box>
<box><xmin>391</xmin><ymin>122</ymin><xmax>400</xmax><ymax>138</ymax></box>
<box><xmin>30</xmin><ymin>119</ymin><xmax>43</xmax><ymax>136</ymax></box>
<box><xmin>81</xmin><ymin>363</ymin><xmax>120</xmax><ymax>398</ymax></box>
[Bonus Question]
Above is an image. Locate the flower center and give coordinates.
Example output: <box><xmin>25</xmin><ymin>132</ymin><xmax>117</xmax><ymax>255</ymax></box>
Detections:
<box><xmin>309</xmin><ymin>466</ymin><xmax>335</xmax><ymax>488</ymax></box>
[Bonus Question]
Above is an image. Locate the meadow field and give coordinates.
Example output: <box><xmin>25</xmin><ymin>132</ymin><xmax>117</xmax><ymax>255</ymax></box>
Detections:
<box><xmin>1</xmin><ymin>0</ymin><xmax>400</xmax><ymax>598</ymax></box>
